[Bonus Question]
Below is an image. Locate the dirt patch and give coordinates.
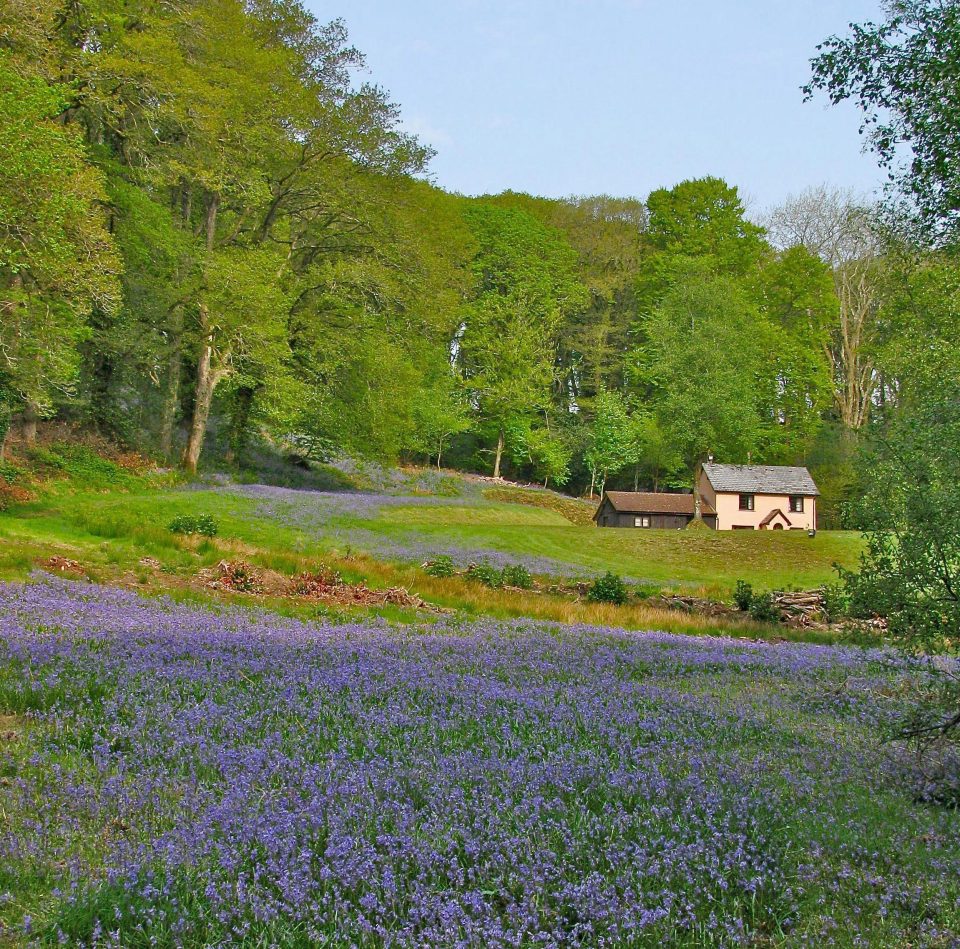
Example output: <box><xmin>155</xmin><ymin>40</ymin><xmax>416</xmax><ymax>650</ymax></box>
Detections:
<box><xmin>199</xmin><ymin>561</ymin><xmax>444</xmax><ymax>612</ymax></box>
<box><xmin>0</xmin><ymin>714</ymin><xmax>26</xmax><ymax>744</ymax></box>
<box><xmin>43</xmin><ymin>556</ymin><xmax>86</xmax><ymax>575</ymax></box>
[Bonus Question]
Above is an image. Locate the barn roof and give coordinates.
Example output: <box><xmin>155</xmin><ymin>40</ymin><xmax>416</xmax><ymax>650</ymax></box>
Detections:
<box><xmin>598</xmin><ymin>491</ymin><xmax>716</xmax><ymax>517</ymax></box>
<box><xmin>701</xmin><ymin>464</ymin><xmax>819</xmax><ymax>496</ymax></box>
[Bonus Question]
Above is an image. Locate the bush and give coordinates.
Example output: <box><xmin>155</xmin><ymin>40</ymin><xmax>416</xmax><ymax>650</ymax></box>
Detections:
<box><xmin>501</xmin><ymin>564</ymin><xmax>533</xmax><ymax>589</ymax></box>
<box><xmin>465</xmin><ymin>562</ymin><xmax>503</xmax><ymax>588</ymax></box>
<box><xmin>733</xmin><ymin>580</ymin><xmax>754</xmax><ymax>612</ymax></box>
<box><xmin>734</xmin><ymin>579</ymin><xmax>780</xmax><ymax>623</ymax></box>
<box><xmin>821</xmin><ymin>580</ymin><xmax>851</xmax><ymax>622</ymax></box>
<box><xmin>587</xmin><ymin>571</ymin><xmax>628</xmax><ymax>606</ymax></box>
<box><xmin>432</xmin><ymin>477</ymin><xmax>462</xmax><ymax>498</ymax></box>
<box><xmin>0</xmin><ymin>461</ymin><xmax>24</xmax><ymax>484</ymax></box>
<box><xmin>748</xmin><ymin>592</ymin><xmax>780</xmax><ymax>623</ymax></box>
<box><xmin>168</xmin><ymin>513</ymin><xmax>219</xmax><ymax>537</ymax></box>
<box><xmin>424</xmin><ymin>555</ymin><xmax>457</xmax><ymax>578</ymax></box>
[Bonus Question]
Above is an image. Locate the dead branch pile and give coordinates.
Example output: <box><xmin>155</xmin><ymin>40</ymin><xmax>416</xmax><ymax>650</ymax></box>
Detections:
<box><xmin>200</xmin><ymin>560</ymin><xmax>266</xmax><ymax>594</ymax></box>
<box><xmin>292</xmin><ymin>570</ymin><xmax>438</xmax><ymax>610</ymax></box>
<box><xmin>199</xmin><ymin>561</ymin><xmax>442</xmax><ymax>612</ymax></box>
<box><xmin>44</xmin><ymin>556</ymin><xmax>85</xmax><ymax>575</ymax></box>
<box><xmin>650</xmin><ymin>594</ymin><xmax>737</xmax><ymax>618</ymax></box>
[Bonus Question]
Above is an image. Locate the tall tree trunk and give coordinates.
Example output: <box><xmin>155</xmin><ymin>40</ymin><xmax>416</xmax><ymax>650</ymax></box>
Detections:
<box><xmin>204</xmin><ymin>194</ymin><xmax>218</xmax><ymax>252</ymax></box>
<box><xmin>589</xmin><ymin>469</ymin><xmax>596</xmax><ymax>499</ymax></box>
<box><xmin>22</xmin><ymin>402</ymin><xmax>38</xmax><ymax>446</ymax></box>
<box><xmin>492</xmin><ymin>428</ymin><xmax>505</xmax><ymax>479</ymax></box>
<box><xmin>436</xmin><ymin>437</ymin><xmax>443</xmax><ymax>471</ymax></box>
<box><xmin>181</xmin><ymin>316</ymin><xmax>219</xmax><ymax>475</ymax></box>
<box><xmin>692</xmin><ymin>462</ymin><xmax>703</xmax><ymax>520</ymax></box>
<box><xmin>180</xmin><ymin>194</ymin><xmax>222</xmax><ymax>474</ymax></box>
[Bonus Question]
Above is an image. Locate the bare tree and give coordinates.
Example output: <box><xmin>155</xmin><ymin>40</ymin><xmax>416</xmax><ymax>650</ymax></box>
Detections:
<box><xmin>765</xmin><ymin>186</ymin><xmax>883</xmax><ymax>431</ymax></box>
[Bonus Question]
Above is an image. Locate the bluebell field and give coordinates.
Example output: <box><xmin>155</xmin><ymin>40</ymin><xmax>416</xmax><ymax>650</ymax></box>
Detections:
<box><xmin>1</xmin><ymin>577</ymin><xmax>959</xmax><ymax>946</ymax></box>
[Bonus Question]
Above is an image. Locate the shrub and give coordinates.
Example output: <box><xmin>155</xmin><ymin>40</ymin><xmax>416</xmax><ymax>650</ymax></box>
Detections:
<box><xmin>432</xmin><ymin>477</ymin><xmax>462</xmax><ymax>498</ymax></box>
<box><xmin>733</xmin><ymin>580</ymin><xmax>754</xmax><ymax>612</ymax></box>
<box><xmin>587</xmin><ymin>571</ymin><xmax>628</xmax><ymax>606</ymax></box>
<box><xmin>821</xmin><ymin>580</ymin><xmax>851</xmax><ymax>622</ymax></box>
<box><xmin>501</xmin><ymin>564</ymin><xmax>533</xmax><ymax>589</ymax></box>
<box><xmin>424</xmin><ymin>555</ymin><xmax>457</xmax><ymax>578</ymax></box>
<box><xmin>168</xmin><ymin>513</ymin><xmax>219</xmax><ymax>537</ymax></box>
<box><xmin>0</xmin><ymin>460</ymin><xmax>24</xmax><ymax>483</ymax></box>
<box><xmin>748</xmin><ymin>592</ymin><xmax>780</xmax><ymax>623</ymax></box>
<box><xmin>465</xmin><ymin>562</ymin><xmax>503</xmax><ymax>588</ymax></box>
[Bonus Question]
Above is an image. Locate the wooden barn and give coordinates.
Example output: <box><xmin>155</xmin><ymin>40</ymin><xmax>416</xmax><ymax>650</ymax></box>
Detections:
<box><xmin>593</xmin><ymin>491</ymin><xmax>717</xmax><ymax>530</ymax></box>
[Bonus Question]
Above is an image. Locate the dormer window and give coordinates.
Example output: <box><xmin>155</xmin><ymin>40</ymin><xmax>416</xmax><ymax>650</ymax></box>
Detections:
<box><xmin>739</xmin><ymin>494</ymin><xmax>754</xmax><ymax>511</ymax></box>
<box><xmin>790</xmin><ymin>496</ymin><xmax>804</xmax><ymax>513</ymax></box>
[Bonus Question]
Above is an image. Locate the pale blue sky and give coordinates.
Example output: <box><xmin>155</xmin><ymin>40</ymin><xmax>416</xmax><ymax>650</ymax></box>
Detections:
<box><xmin>307</xmin><ymin>1</ymin><xmax>886</xmax><ymax>214</ymax></box>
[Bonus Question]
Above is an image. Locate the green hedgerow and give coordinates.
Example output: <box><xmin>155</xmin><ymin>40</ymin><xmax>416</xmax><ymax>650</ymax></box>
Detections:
<box><xmin>168</xmin><ymin>513</ymin><xmax>219</xmax><ymax>537</ymax></box>
<box><xmin>587</xmin><ymin>571</ymin><xmax>628</xmax><ymax>606</ymax></box>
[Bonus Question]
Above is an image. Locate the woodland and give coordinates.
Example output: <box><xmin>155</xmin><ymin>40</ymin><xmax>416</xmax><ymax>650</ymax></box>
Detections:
<box><xmin>0</xmin><ymin>0</ymin><xmax>957</xmax><ymax>533</ymax></box>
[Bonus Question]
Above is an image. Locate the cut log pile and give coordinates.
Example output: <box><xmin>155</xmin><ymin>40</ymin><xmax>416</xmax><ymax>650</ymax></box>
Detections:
<box><xmin>770</xmin><ymin>590</ymin><xmax>830</xmax><ymax>627</ymax></box>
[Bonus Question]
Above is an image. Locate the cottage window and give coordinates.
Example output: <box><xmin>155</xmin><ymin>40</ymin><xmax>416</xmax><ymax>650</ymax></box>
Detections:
<box><xmin>634</xmin><ymin>516</ymin><xmax>651</xmax><ymax>528</ymax></box>
<box><xmin>738</xmin><ymin>494</ymin><xmax>754</xmax><ymax>511</ymax></box>
<box><xmin>789</xmin><ymin>496</ymin><xmax>804</xmax><ymax>513</ymax></box>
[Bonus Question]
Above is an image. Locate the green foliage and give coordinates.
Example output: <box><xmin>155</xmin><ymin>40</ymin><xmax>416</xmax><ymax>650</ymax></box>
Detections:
<box><xmin>0</xmin><ymin>461</ymin><xmax>24</xmax><ymax>484</ymax></box>
<box><xmin>645</xmin><ymin>177</ymin><xmax>767</xmax><ymax>275</ymax></box>
<box><xmin>635</xmin><ymin>266</ymin><xmax>779</xmax><ymax>474</ymax></box>
<box><xmin>500</xmin><ymin>564</ymin><xmax>533</xmax><ymax>589</ymax></box>
<box><xmin>807</xmin><ymin>1</ymin><xmax>960</xmax><ymax>240</ymax></box>
<box><xmin>733</xmin><ymin>579</ymin><xmax>780</xmax><ymax>622</ymax></box>
<box><xmin>585</xmin><ymin>390</ymin><xmax>637</xmax><ymax>495</ymax></box>
<box><xmin>0</xmin><ymin>52</ymin><xmax>120</xmax><ymax>419</ymax></box>
<box><xmin>168</xmin><ymin>514</ymin><xmax>219</xmax><ymax>537</ymax></box>
<box><xmin>459</xmin><ymin>203</ymin><xmax>588</xmax><ymax>473</ymax></box>
<box><xmin>842</xmin><ymin>395</ymin><xmax>960</xmax><ymax>652</ymax></box>
<box><xmin>587</xmin><ymin>571</ymin><xmax>628</xmax><ymax>605</ymax></box>
<box><xmin>424</xmin><ymin>556</ymin><xmax>457</xmax><ymax>578</ymax></box>
<box><xmin>821</xmin><ymin>581</ymin><xmax>851</xmax><ymax>623</ymax></box>
<box><xmin>29</xmin><ymin>444</ymin><xmax>136</xmax><ymax>490</ymax></box>
<box><xmin>733</xmin><ymin>580</ymin><xmax>754</xmax><ymax>612</ymax></box>
<box><xmin>748</xmin><ymin>592</ymin><xmax>780</xmax><ymax>623</ymax></box>
<box><xmin>465</xmin><ymin>562</ymin><xmax>504</xmax><ymax>588</ymax></box>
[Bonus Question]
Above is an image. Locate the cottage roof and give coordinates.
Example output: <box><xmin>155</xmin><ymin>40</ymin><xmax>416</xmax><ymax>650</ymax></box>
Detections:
<box><xmin>599</xmin><ymin>491</ymin><xmax>716</xmax><ymax>517</ymax></box>
<box><xmin>701</xmin><ymin>464</ymin><xmax>819</xmax><ymax>496</ymax></box>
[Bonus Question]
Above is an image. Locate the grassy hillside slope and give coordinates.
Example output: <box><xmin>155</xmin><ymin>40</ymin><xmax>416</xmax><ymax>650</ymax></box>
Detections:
<box><xmin>0</xmin><ymin>441</ymin><xmax>863</xmax><ymax>639</ymax></box>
